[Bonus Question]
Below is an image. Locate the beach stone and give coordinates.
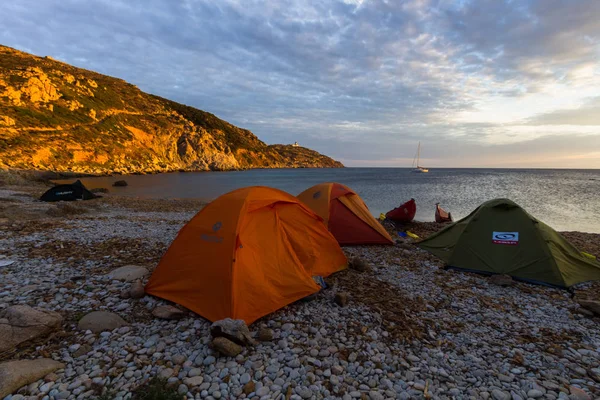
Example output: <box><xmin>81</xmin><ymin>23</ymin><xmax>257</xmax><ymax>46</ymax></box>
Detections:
<box><xmin>129</xmin><ymin>280</ymin><xmax>145</xmax><ymax>299</ymax></box>
<box><xmin>113</xmin><ymin>180</ymin><xmax>128</xmax><ymax>187</ymax></box>
<box><xmin>0</xmin><ymin>358</ymin><xmax>64</xmax><ymax>398</ymax></box>
<box><xmin>78</xmin><ymin>311</ymin><xmax>127</xmax><ymax>333</ymax></box>
<box><xmin>172</xmin><ymin>354</ymin><xmax>186</xmax><ymax>365</ymax></box>
<box><xmin>282</xmin><ymin>323</ymin><xmax>294</xmax><ymax>331</ymax></box>
<box><xmin>257</xmin><ymin>327</ymin><xmax>274</xmax><ymax>341</ymax></box>
<box><xmin>332</xmin><ymin>365</ymin><xmax>344</xmax><ymax>375</ymax></box>
<box><xmin>243</xmin><ymin>381</ymin><xmax>255</xmax><ymax>395</ymax></box>
<box><xmin>569</xmin><ymin>386</ymin><xmax>591</xmax><ymax>400</ymax></box>
<box><xmin>106</xmin><ymin>265</ymin><xmax>148</xmax><ymax>282</ymax></box>
<box><xmin>349</xmin><ymin>257</ymin><xmax>371</xmax><ymax>272</ymax></box>
<box><xmin>72</xmin><ymin>344</ymin><xmax>92</xmax><ymax>358</ymax></box>
<box><xmin>0</xmin><ymin>305</ymin><xmax>63</xmax><ymax>352</ymax></box>
<box><xmin>576</xmin><ymin>299</ymin><xmax>600</xmax><ymax>316</ymax></box>
<box><xmin>527</xmin><ymin>389</ymin><xmax>544</xmax><ymax>398</ymax></box>
<box><xmin>211</xmin><ymin>318</ymin><xmax>256</xmax><ymax>345</ymax></box>
<box><xmin>334</xmin><ymin>292</ymin><xmax>349</xmax><ymax>306</ymax></box>
<box><xmin>256</xmin><ymin>386</ymin><xmax>270</xmax><ymax>396</ymax></box>
<box><xmin>203</xmin><ymin>355</ymin><xmax>216</xmax><ymax>365</ymax></box>
<box><xmin>491</xmin><ymin>389</ymin><xmax>511</xmax><ymax>400</ymax></box>
<box><xmin>184</xmin><ymin>376</ymin><xmax>204</xmax><ymax>387</ymax></box>
<box><xmin>211</xmin><ymin>337</ymin><xmax>243</xmax><ymax>357</ymax></box>
<box><xmin>152</xmin><ymin>305</ymin><xmax>185</xmax><ymax>320</ymax></box>
<box><xmin>489</xmin><ymin>274</ymin><xmax>515</xmax><ymax>287</ymax></box>
<box><xmin>296</xmin><ymin>387</ymin><xmax>313</xmax><ymax>398</ymax></box>
<box><xmin>44</xmin><ymin>372</ymin><xmax>58</xmax><ymax>382</ymax></box>
<box><xmin>158</xmin><ymin>368</ymin><xmax>174</xmax><ymax>379</ymax></box>
<box><xmin>240</xmin><ymin>373</ymin><xmax>251</xmax><ymax>384</ymax></box>
<box><xmin>369</xmin><ymin>391</ymin><xmax>385</xmax><ymax>400</ymax></box>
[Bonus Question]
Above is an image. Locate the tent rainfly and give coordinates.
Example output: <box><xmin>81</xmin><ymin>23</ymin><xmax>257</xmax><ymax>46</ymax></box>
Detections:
<box><xmin>145</xmin><ymin>186</ymin><xmax>347</xmax><ymax>324</ymax></box>
<box><xmin>417</xmin><ymin>198</ymin><xmax>600</xmax><ymax>288</ymax></box>
<box><xmin>297</xmin><ymin>182</ymin><xmax>393</xmax><ymax>245</ymax></box>
<box><xmin>40</xmin><ymin>180</ymin><xmax>98</xmax><ymax>202</ymax></box>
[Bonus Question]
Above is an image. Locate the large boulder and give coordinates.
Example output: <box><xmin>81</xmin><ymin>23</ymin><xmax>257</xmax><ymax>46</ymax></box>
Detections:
<box><xmin>577</xmin><ymin>299</ymin><xmax>600</xmax><ymax>316</ymax></box>
<box><xmin>211</xmin><ymin>318</ymin><xmax>256</xmax><ymax>346</ymax></box>
<box><xmin>78</xmin><ymin>311</ymin><xmax>127</xmax><ymax>333</ymax></box>
<box><xmin>0</xmin><ymin>358</ymin><xmax>64</xmax><ymax>398</ymax></box>
<box><xmin>112</xmin><ymin>180</ymin><xmax>128</xmax><ymax>187</ymax></box>
<box><xmin>152</xmin><ymin>305</ymin><xmax>186</xmax><ymax>320</ymax></box>
<box><xmin>0</xmin><ymin>305</ymin><xmax>63</xmax><ymax>352</ymax></box>
<box><xmin>106</xmin><ymin>265</ymin><xmax>149</xmax><ymax>282</ymax></box>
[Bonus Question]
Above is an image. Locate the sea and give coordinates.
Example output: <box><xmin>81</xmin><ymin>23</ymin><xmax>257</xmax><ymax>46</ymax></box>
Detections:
<box><xmin>71</xmin><ymin>168</ymin><xmax>600</xmax><ymax>233</ymax></box>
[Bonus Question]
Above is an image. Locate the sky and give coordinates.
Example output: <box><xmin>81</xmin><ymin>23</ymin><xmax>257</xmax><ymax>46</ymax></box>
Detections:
<box><xmin>1</xmin><ymin>0</ymin><xmax>600</xmax><ymax>168</ymax></box>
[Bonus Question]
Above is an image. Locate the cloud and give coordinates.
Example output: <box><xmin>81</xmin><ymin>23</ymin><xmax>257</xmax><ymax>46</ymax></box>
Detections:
<box><xmin>526</xmin><ymin>97</ymin><xmax>600</xmax><ymax>126</ymax></box>
<box><xmin>1</xmin><ymin>0</ymin><xmax>599</xmax><ymax>167</ymax></box>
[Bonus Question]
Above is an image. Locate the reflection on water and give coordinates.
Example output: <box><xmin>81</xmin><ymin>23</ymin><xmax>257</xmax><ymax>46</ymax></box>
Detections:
<box><xmin>64</xmin><ymin>168</ymin><xmax>600</xmax><ymax>233</ymax></box>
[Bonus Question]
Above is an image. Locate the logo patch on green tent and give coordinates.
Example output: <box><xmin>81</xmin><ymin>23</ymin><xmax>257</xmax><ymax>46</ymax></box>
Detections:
<box><xmin>492</xmin><ymin>232</ymin><xmax>519</xmax><ymax>245</ymax></box>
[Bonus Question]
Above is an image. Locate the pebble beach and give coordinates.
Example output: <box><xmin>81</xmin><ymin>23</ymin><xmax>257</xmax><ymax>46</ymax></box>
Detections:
<box><xmin>1</xmin><ymin>180</ymin><xmax>599</xmax><ymax>400</ymax></box>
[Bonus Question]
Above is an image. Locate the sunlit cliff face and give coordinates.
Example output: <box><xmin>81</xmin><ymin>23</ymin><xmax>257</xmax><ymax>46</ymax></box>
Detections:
<box><xmin>2</xmin><ymin>0</ymin><xmax>599</xmax><ymax>168</ymax></box>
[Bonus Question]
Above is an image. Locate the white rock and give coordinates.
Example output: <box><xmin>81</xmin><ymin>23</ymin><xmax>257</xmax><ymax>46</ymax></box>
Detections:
<box><xmin>105</xmin><ymin>265</ymin><xmax>149</xmax><ymax>282</ymax></box>
<box><xmin>77</xmin><ymin>311</ymin><xmax>127</xmax><ymax>333</ymax></box>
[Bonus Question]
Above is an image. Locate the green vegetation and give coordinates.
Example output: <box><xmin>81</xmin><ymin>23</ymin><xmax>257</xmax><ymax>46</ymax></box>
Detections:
<box><xmin>11</xmin><ymin>106</ymin><xmax>58</xmax><ymax>127</ymax></box>
<box><xmin>132</xmin><ymin>378</ymin><xmax>183</xmax><ymax>400</ymax></box>
<box><xmin>269</xmin><ymin>144</ymin><xmax>344</xmax><ymax>168</ymax></box>
<box><xmin>152</xmin><ymin>95</ymin><xmax>266</xmax><ymax>152</ymax></box>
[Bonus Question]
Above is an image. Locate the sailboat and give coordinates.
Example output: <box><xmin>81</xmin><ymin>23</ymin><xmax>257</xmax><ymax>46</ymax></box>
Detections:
<box><xmin>411</xmin><ymin>142</ymin><xmax>429</xmax><ymax>173</ymax></box>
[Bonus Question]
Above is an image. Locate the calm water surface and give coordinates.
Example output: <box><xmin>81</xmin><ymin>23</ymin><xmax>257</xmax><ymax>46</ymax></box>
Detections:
<box><xmin>71</xmin><ymin>168</ymin><xmax>600</xmax><ymax>233</ymax></box>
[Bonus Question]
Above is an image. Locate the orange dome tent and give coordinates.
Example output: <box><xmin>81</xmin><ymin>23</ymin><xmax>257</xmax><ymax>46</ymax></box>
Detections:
<box><xmin>297</xmin><ymin>183</ymin><xmax>393</xmax><ymax>245</ymax></box>
<box><xmin>145</xmin><ymin>186</ymin><xmax>347</xmax><ymax>324</ymax></box>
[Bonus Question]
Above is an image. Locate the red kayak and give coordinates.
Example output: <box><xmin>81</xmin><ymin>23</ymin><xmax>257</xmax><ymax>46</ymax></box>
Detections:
<box><xmin>386</xmin><ymin>198</ymin><xmax>416</xmax><ymax>222</ymax></box>
<box><xmin>435</xmin><ymin>203</ymin><xmax>452</xmax><ymax>223</ymax></box>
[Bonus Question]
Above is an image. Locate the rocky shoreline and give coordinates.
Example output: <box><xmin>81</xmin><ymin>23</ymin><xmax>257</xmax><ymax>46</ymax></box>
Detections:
<box><xmin>0</xmin><ymin>180</ymin><xmax>599</xmax><ymax>400</ymax></box>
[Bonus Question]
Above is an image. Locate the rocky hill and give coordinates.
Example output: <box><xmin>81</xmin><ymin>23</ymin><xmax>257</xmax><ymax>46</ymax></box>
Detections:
<box><xmin>268</xmin><ymin>144</ymin><xmax>343</xmax><ymax>168</ymax></box>
<box><xmin>0</xmin><ymin>45</ymin><xmax>343</xmax><ymax>174</ymax></box>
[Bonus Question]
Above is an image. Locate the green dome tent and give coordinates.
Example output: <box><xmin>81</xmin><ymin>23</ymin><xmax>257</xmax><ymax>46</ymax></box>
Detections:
<box><xmin>417</xmin><ymin>199</ymin><xmax>600</xmax><ymax>288</ymax></box>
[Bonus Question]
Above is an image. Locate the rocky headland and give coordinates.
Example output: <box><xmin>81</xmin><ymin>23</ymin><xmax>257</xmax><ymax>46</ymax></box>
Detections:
<box><xmin>0</xmin><ymin>175</ymin><xmax>599</xmax><ymax>399</ymax></box>
<box><xmin>0</xmin><ymin>45</ymin><xmax>343</xmax><ymax>175</ymax></box>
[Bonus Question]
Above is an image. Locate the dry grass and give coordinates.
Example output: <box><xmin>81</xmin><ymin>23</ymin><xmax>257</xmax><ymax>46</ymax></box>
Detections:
<box><xmin>46</xmin><ymin>202</ymin><xmax>90</xmax><ymax>217</ymax></box>
<box><xmin>22</xmin><ymin>237</ymin><xmax>167</xmax><ymax>273</ymax></box>
<box><xmin>101</xmin><ymin>195</ymin><xmax>206</xmax><ymax>213</ymax></box>
<box><xmin>327</xmin><ymin>269</ymin><xmax>428</xmax><ymax>343</ymax></box>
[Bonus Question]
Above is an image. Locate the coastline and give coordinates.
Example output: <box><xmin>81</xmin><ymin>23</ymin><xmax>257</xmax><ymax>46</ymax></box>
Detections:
<box><xmin>1</xmin><ymin>177</ymin><xmax>599</xmax><ymax>399</ymax></box>
<box><xmin>1</xmin><ymin>164</ymin><xmax>346</xmax><ymax>183</ymax></box>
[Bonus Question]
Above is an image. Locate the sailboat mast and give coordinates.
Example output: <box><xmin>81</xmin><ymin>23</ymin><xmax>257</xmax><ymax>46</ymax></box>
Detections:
<box><xmin>417</xmin><ymin>142</ymin><xmax>420</xmax><ymax>167</ymax></box>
